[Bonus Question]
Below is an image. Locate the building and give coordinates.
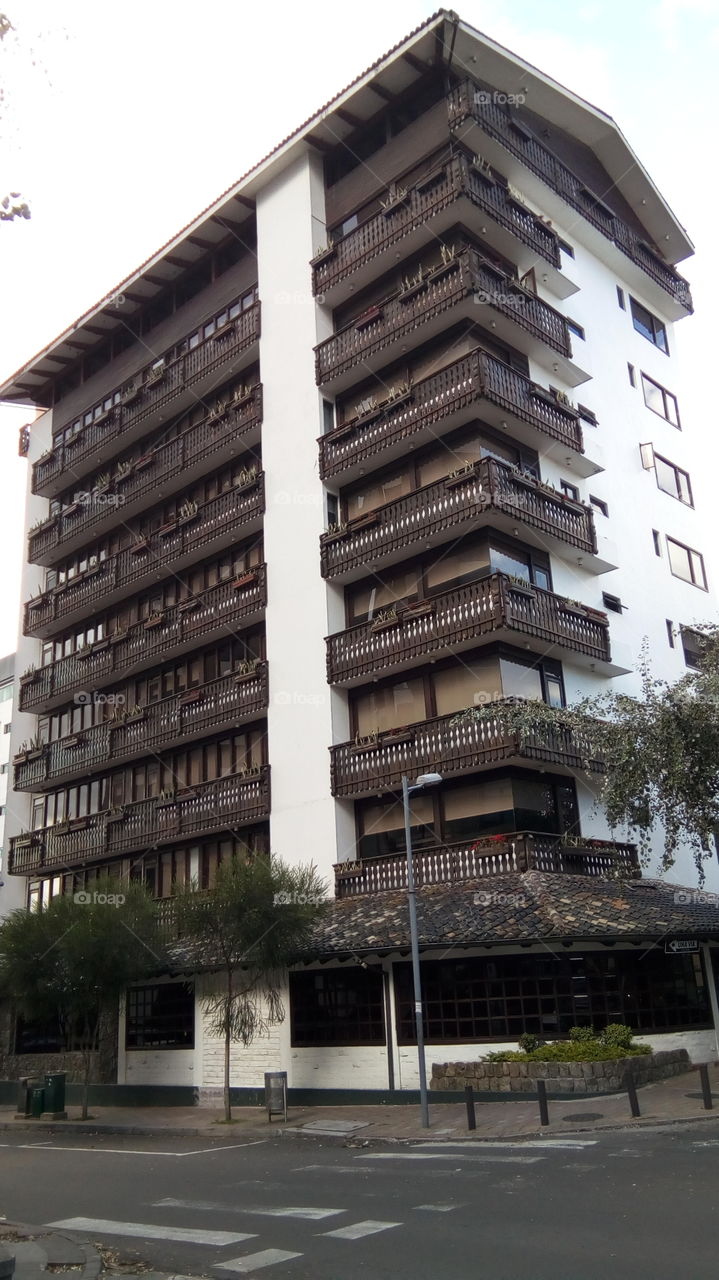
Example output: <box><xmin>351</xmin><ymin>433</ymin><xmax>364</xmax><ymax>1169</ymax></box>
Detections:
<box><xmin>1</xmin><ymin>12</ymin><xmax>718</xmax><ymax>1097</ymax></box>
<box><xmin>0</xmin><ymin>654</ymin><xmax>15</xmax><ymax>908</ymax></box>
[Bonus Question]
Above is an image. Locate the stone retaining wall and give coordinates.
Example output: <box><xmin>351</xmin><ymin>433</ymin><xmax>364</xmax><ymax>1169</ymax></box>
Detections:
<box><xmin>430</xmin><ymin>1048</ymin><xmax>690</xmax><ymax>1094</ymax></box>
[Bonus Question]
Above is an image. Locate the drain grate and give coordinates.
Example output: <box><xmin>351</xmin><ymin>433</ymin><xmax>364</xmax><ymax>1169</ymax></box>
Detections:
<box><xmin>561</xmin><ymin>1112</ymin><xmax>605</xmax><ymax>1122</ymax></box>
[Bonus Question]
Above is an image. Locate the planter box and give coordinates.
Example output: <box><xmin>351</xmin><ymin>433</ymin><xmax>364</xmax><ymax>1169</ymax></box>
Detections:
<box><xmin>213</xmin><ymin>320</ymin><xmax>236</xmax><ymax>342</ymax></box>
<box><xmin>232</xmin><ymin>572</ymin><xmax>257</xmax><ymax>589</ymax></box>
<box><xmin>431</xmin><ymin>1049</ymin><xmax>691</xmax><ymax>1095</ymax></box>
<box><xmin>143</xmin><ymin>616</ymin><xmax>165</xmax><ymax>630</ymax></box>
<box><xmin>354</xmin><ymin>305</ymin><xmax>383</xmax><ymax>330</ymax></box>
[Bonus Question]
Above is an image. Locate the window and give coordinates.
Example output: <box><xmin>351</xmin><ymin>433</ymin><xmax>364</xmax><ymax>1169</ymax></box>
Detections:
<box><xmin>558</xmin><ymin>238</ymin><xmax>575</xmax><ymax>258</ymax></box>
<box><xmin>667</xmin><ymin>537</ymin><xmax>707</xmax><ymax>589</ymax></box>
<box><xmin>566</xmin><ymin>318</ymin><xmax>585</xmax><ymax>341</ymax></box>
<box><xmin>590</xmin><ymin>495</ymin><xmax>608</xmax><ymax>517</ymax></box>
<box><xmin>681</xmin><ymin>628</ymin><xmax>704</xmax><ymax>670</ymax></box>
<box><xmin>0</xmin><ymin>764</ymin><xmax>6</xmax><ymax>774</ymax></box>
<box><xmin>617</xmin><ymin>286</ymin><xmax>626</xmax><ymax>310</ymax></box>
<box><xmin>627</xmin><ymin>363</ymin><xmax>636</xmax><ymax>387</ymax></box>
<box><xmin>560</xmin><ymin>479</ymin><xmax>579</xmax><ymax>502</ymax></box>
<box><xmin>652</xmin><ymin>530</ymin><xmax>662</xmax><ymax>556</ymax></box>
<box><xmin>3</xmin><ymin>723</ymin><xmax>10</xmax><ymax>733</ymax></box>
<box><xmin>630</xmin><ymin>297</ymin><xmax>668</xmax><ymax>353</ymax></box>
<box><xmin>602</xmin><ymin>593</ymin><xmax>623</xmax><ymax>614</ymax></box>
<box><xmin>322</xmin><ymin>399</ymin><xmax>334</xmax><ymax>434</ymax></box>
<box><xmin>654</xmin><ymin>454</ymin><xmax>692</xmax><ymax>505</ymax></box>
<box><xmin>0</xmin><ymin>806</ymin><xmax>4</xmax><ymax>816</ymax></box>
<box><xmin>290</xmin><ymin>969</ymin><xmax>385</xmax><ymax>1046</ymax></box>
<box><xmin>394</xmin><ymin>950</ymin><xmax>710</xmax><ymax>1042</ymax></box>
<box><xmin>126</xmin><ymin>982</ymin><xmax>195</xmax><ymax>1049</ymax></box>
<box><xmin>641</xmin><ymin>373</ymin><xmax>680</xmax><ymax>426</ymax></box>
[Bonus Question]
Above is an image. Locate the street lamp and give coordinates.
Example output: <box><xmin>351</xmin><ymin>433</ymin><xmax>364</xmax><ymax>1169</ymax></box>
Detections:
<box><xmin>402</xmin><ymin>771</ymin><xmax>442</xmax><ymax>1130</ymax></box>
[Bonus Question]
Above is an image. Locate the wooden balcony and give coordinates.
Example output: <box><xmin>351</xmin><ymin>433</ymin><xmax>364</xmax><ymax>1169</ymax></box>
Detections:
<box><xmin>8</xmin><ymin>767</ymin><xmax>270</xmax><ymax>876</ymax></box>
<box><xmin>330</xmin><ymin>709</ymin><xmax>603</xmax><ymax>799</ymax></box>
<box><xmin>312</xmin><ymin>150</ymin><xmax>567</xmax><ymax>305</ymax></box>
<box><xmin>334</xmin><ymin>831</ymin><xmax>640</xmax><ymax>897</ymax></box>
<box><xmin>29</xmin><ymin>385</ymin><xmax>262</xmax><ymax>566</ymax></box>
<box><xmin>14</xmin><ymin>663</ymin><xmax>268</xmax><ymax>791</ymax></box>
<box><xmin>315</xmin><ymin>245</ymin><xmax>578</xmax><ymax>395</ymax></box>
<box><xmin>448</xmin><ymin>81</ymin><xmax>692</xmax><ymax>317</ymax></box>
<box><xmin>320</xmin><ymin>457</ymin><xmax>598</xmax><ymax>585</ymax></box>
<box><xmin>319</xmin><ymin>347</ymin><xmax>592</xmax><ymax>485</ymax></box>
<box><xmin>326</xmin><ymin>573</ymin><xmax>612</xmax><ymax>687</ymax></box>
<box><xmin>18</xmin><ymin>565</ymin><xmax>267</xmax><ymax>714</ymax></box>
<box><xmin>24</xmin><ymin>476</ymin><xmax>265</xmax><ymax>639</ymax></box>
<box><xmin>32</xmin><ymin>302</ymin><xmax>261</xmax><ymax>498</ymax></box>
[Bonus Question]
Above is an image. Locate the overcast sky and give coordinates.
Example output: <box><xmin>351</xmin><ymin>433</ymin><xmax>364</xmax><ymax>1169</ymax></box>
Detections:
<box><xmin>0</xmin><ymin>0</ymin><xmax>716</xmax><ymax>660</ymax></box>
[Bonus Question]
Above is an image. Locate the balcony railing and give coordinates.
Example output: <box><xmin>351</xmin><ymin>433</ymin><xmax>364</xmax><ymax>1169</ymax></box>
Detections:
<box><xmin>319</xmin><ymin>347</ymin><xmax>584</xmax><ymax>481</ymax></box>
<box><xmin>315</xmin><ymin>246</ymin><xmax>571</xmax><ymax>388</ymax></box>
<box><xmin>326</xmin><ymin>573</ymin><xmax>610</xmax><ymax>685</ymax></box>
<box><xmin>312</xmin><ymin>150</ymin><xmax>561</xmax><ymax>297</ymax></box>
<box><xmin>8</xmin><ymin>767</ymin><xmax>271</xmax><ymax>876</ymax></box>
<box><xmin>330</xmin><ymin>707</ymin><xmax>602</xmax><ymax>799</ymax></box>
<box><xmin>448</xmin><ymin>81</ymin><xmax>692</xmax><ymax>313</ymax></box>
<box><xmin>24</xmin><ymin>476</ymin><xmax>265</xmax><ymax>638</ymax></box>
<box><xmin>14</xmin><ymin>663</ymin><xmax>268</xmax><ymax>791</ymax></box>
<box><xmin>29</xmin><ymin>385</ymin><xmax>263</xmax><ymax>565</ymax></box>
<box><xmin>320</xmin><ymin>457</ymin><xmax>596</xmax><ymax>582</ymax></box>
<box><xmin>18</xmin><ymin>564</ymin><xmax>267</xmax><ymax>714</ymax></box>
<box><xmin>334</xmin><ymin>831</ymin><xmax>640</xmax><ymax>897</ymax></box>
<box><xmin>32</xmin><ymin>302</ymin><xmax>261</xmax><ymax>496</ymax></box>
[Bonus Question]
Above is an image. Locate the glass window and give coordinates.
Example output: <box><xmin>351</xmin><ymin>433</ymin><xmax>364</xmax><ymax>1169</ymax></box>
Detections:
<box><xmin>499</xmin><ymin>657</ymin><xmax>543</xmax><ymax>702</ymax></box>
<box><xmin>358</xmin><ymin>794</ymin><xmax>434</xmax><ymax>859</ymax></box>
<box><xmin>654</xmin><ymin>455</ymin><xmax>692</xmax><ymax>505</ymax></box>
<box><xmin>434</xmin><ymin>658</ymin><xmax>500</xmax><ymax>715</ymax></box>
<box><xmin>290</xmin><ymin>969</ymin><xmax>385</xmax><ymax>1047</ymax></box>
<box><xmin>667</xmin><ymin>537</ymin><xmax>707</xmax><ymax>589</ymax></box>
<box><xmin>641</xmin><ymin>373</ymin><xmax>679</xmax><ymax>425</ymax></box>
<box><xmin>630</xmin><ymin>297</ymin><xmax>668</xmax><ymax>353</ymax></box>
<box><xmin>353</xmin><ymin>678</ymin><xmax>426</xmax><ymax>735</ymax></box>
<box><xmin>126</xmin><ymin>982</ymin><xmax>195</xmax><ymax>1049</ymax></box>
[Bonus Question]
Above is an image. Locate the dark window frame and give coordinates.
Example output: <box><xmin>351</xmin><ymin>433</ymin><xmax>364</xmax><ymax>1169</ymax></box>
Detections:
<box><xmin>666</xmin><ymin>536</ymin><xmax>707</xmax><ymax>590</ymax></box>
<box><xmin>630</xmin><ymin>296</ymin><xmax>669</xmax><ymax>353</ymax></box>
<box><xmin>641</xmin><ymin>372</ymin><xmax>681</xmax><ymax>427</ymax></box>
<box><xmin>126</xmin><ymin>981</ymin><xmax>195</xmax><ymax>1050</ymax></box>
<box><xmin>290</xmin><ymin>968</ymin><xmax>386</xmax><ymax>1047</ymax></box>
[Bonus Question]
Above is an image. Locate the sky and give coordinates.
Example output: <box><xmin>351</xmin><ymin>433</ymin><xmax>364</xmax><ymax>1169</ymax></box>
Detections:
<box><xmin>0</xmin><ymin>0</ymin><xmax>717</xmax><ymax>659</ymax></box>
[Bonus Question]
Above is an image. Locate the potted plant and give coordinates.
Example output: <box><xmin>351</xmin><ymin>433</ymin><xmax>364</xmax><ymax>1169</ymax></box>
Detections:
<box><xmin>20</xmin><ymin>665</ymin><xmax>39</xmax><ymax>686</ymax></box>
<box><xmin>115</xmin><ymin>459</ymin><xmax>134</xmax><ymax>483</ymax></box>
<box><xmin>155</xmin><ymin>789</ymin><xmax>177</xmax><ymax>808</ymax></box>
<box><xmin>145</xmin><ymin>359</ymin><xmax>166</xmax><ymax>387</ymax></box>
<box><xmin>370</xmin><ymin>607</ymin><xmax>399</xmax><ymax>632</ymax></box>
<box><xmin>445</xmin><ymin>459</ymin><xmax>478</xmax><ymax>488</ymax></box>
<box><xmin>380</xmin><ymin>184</ymin><xmax>409</xmax><ymax>215</ymax></box>
<box><xmin>143</xmin><ymin>612</ymin><xmax>165</xmax><ymax>630</ymax></box>
<box><xmin>178</xmin><ymin>499</ymin><xmax>199</xmax><ymax>526</ymax></box>
<box><xmin>232</xmin><ymin>569</ymin><xmax>258</xmax><ymax>589</ymax></box>
<box><xmin>106</xmin><ymin>806</ymin><xmax>125</xmax><ymax>823</ymax></box>
<box><xmin>234</xmin><ymin>658</ymin><xmax>260</xmax><ymax>681</ymax></box>
<box><xmin>130</xmin><ymin>536</ymin><xmax>149</xmax><ymax>555</ymax></box>
<box><xmin>311</xmin><ymin>237</ymin><xmax>336</xmax><ymax>265</ymax></box>
<box><xmin>236</xmin><ymin>466</ymin><xmax>258</xmax><ymax>491</ymax></box>
<box><xmin>120</xmin><ymin>383</ymin><xmax>140</xmax><ymax>406</ymax></box>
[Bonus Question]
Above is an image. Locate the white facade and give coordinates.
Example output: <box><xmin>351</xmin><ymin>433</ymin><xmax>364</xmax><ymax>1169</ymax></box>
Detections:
<box><xmin>0</xmin><ymin>655</ymin><xmax>15</xmax><ymax>909</ymax></box>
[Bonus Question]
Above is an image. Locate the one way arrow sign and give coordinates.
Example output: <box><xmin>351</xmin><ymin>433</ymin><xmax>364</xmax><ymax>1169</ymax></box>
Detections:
<box><xmin>665</xmin><ymin>939</ymin><xmax>699</xmax><ymax>954</ymax></box>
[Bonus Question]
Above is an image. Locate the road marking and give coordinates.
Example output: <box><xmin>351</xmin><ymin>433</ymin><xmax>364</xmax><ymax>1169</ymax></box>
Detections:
<box><xmin>414</xmin><ymin>1140</ymin><xmax>597</xmax><ymax>1150</ymax></box>
<box><xmin>19</xmin><ymin>1141</ymin><xmax>266</xmax><ymax>1158</ymax></box>
<box><xmin>322</xmin><ymin>1219</ymin><xmax>401</xmax><ymax>1240</ymax></box>
<box><xmin>217</xmin><ymin>1250</ymin><xmax>303</xmax><ymax>1272</ymax></box>
<box><xmin>46</xmin><ymin>1218</ymin><xmax>256</xmax><ymax>1246</ymax></box>
<box><xmin>356</xmin><ymin>1152</ymin><xmax>543</xmax><ymax>1164</ymax></box>
<box><xmin>414</xmin><ymin>1203</ymin><xmax>459</xmax><ymax>1212</ymax></box>
<box><xmin>155</xmin><ymin>1198</ymin><xmax>344</xmax><ymax>1219</ymax></box>
<box><xmin>293</xmin><ymin>1164</ymin><xmax>361</xmax><ymax>1174</ymax></box>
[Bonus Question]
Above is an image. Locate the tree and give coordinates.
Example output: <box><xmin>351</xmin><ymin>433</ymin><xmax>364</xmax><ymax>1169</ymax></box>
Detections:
<box><xmin>0</xmin><ymin>880</ymin><xmax>165</xmax><ymax>1118</ymax></box>
<box><xmin>1</xmin><ymin>12</ymin><xmax>31</xmax><ymax>221</ymax></box>
<box><xmin>176</xmin><ymin>855</ymin><xmax>327</xmax><ymax>1122</ymax></box>
<box><xmin>458</xmin><ymin>627</ymin><xmax>719</xmax><ymax>881</ymax></box>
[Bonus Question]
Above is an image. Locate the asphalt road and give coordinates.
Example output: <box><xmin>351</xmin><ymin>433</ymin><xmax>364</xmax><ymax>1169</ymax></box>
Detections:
<box><xmin>2</xmin><ymin>1122</ymin><xmax>719</xmax><ymax>1279</ymax></box>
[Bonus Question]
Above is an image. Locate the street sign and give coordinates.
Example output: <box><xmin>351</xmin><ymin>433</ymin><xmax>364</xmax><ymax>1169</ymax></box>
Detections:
<box><xmin>665</xmin><ymin>939</ymin><xmax>699</xmax><ymax>954</ymax></box>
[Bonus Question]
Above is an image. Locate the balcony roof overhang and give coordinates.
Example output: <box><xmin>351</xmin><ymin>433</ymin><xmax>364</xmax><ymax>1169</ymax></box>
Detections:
<box><xmin>0</xmin><ymin>9</ymin><xmax>692</xmax><ymax>406</ymax></box>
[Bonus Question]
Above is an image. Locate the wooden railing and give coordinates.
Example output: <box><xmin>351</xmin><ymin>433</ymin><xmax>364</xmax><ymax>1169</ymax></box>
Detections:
<box><xmin>14</xmin><ymin>664</ymin><xmax>268</xmax><ymax>790</ymax></box>
<box><xmin>315</xmin><ymin>246</ymin><xmax>570</xmax><ymax>387</ymax></box>
<box><xmin>311</xmin><ymin>149</ymin><xmax>561</xmax><ymax>295</ymax></box>
<box><xmin>32</xmin><ymin>301</ymin><xmax>261</xmax><ymax>495</ymax></box>
<box><xmin>29</xmin><ymin>385</ymin><xmax>262</xmax><ymax>564</ymax></box>
<box><xmin>8</xmin><ymin>767</ymin><xmax>271</xmax><ymax>875</ymax></box>
<box><xmin>326</xmin><ymin>573</ymin><xmax>610</xmax><ymax>684</ymax></box>
<box><xmin>319</xmin><ymin>347</ymin><xmax>583</xmax><ymax>480</ymax></box>
<box><xmin>24</xmin><ymin>477</ymin><xmax>264</xmax><ymax>637</ymax></box>
<box><xmin>330</xmin><ymin>707</ymin><xmax>602</xmax><ymax>798</ymax></box>
<box><xmin>334</xmin><ymin>830</ymin><xmax>640</xmax><ymax>896</ymax></box>
<box><xmin>320</xmin><ymin>457</ymin><xmax>595</xmax><ymax>581</ymax></box>
<box><xmin>18</xmin><ymin>564</ymin><xmax>267</xmax><ymax>713</ymax></box>
<box><xmin>448</xmin><ymin>81</ymin><xmax>692</xmax><ymax>312</ymax></box>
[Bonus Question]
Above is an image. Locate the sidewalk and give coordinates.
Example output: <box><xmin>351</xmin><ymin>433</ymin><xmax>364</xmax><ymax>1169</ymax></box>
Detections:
<box><xmin>2</xmin><ymin>1064</ymin><xmax>719</xmax><ymax>1143</ymax></box>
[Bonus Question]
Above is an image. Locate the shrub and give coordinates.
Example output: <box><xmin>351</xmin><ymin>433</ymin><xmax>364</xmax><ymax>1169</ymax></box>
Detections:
<box><xmin>517</xmin><ymin>1032</ymin><xmax>540</xmax><ymax>1053</ymax></box>
<box><xmin>485</xmin><ymin>1040</ymin><xmax>651</xmax><ymax>1063</ymax></box>
<box><xmin>569</xmin><ymin>1025</ymin><xmax>596</xmax><ymax>1043</ymax></box>
<box><xmin>600</xmin><ymin>1023</ymin><xmax>635</xmax><ymax>1051</ymax></box>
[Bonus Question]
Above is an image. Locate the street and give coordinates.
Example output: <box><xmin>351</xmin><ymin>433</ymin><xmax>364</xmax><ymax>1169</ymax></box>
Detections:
<box><xmin>2</xmin><ymin>1122</ymin><xmax>719</xmax><ymax>1278</ymax></box>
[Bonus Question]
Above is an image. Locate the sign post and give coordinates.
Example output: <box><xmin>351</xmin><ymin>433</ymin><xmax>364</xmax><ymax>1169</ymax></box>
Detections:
<box><xmin>264</xmin><ymin>1071</ymin><xmax>288</xmax><ymax>1123</ymax></box>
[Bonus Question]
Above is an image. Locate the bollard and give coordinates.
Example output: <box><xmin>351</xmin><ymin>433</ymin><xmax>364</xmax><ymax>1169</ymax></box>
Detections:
<box><xmin>465</xmin><ymin>1084</ymin><xmax>476</xmax><ymax>1131</ymax></box>
<box><xmin>536</xmin><ymin>1078</ymin><xmax>549</xmax><ymax>1127</ymax></box>
<box><xmin>0</xmin><ymin>1243</ymin><xmax>16</xmax><ymax>1279</ymax></box>
<box><xmin>625</xmin><ymin>1070</ymin><xmax>641</xmax><ymax>1118</ymax></box>
<box><xmin>699</xmin><ymin>1062</ymin><xmax>713</xmax><ymax>1110</ymax></box>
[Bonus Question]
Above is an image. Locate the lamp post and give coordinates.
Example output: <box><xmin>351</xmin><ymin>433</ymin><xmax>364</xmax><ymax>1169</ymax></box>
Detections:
<box><xmin>402</xmin><ymin>771</ymin><xmax>442</xmax><ymax>1130</ymax></box>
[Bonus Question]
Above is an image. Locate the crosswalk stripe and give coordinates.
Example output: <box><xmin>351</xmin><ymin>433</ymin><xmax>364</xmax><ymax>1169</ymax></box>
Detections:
<box><xmin>414</xmin><ymin>1140</ymin><xmax>597</xmax><ymax>1150</ymax></box>
<box><xmin>414</xmin><ymin>1204</ymin><xmax>459</xmax><ymax>1212</ymax></box>
<box><xmin>321</xmin><ymin>1220</ymin><xmax>401</xmax><ymax>1240</ymax></box>
<box><xmin>155</xmin><ymin>1198</ymin><xmax>343</xmax><ymax>1219</ymax></box>
<box><xmin>47</xmin><ymin>1218</ymin><xmax>255</xmax><ymax>1246</ymax></box>
<box><xmin>357</xmin><ymin>1152</ymin><xmax>543</xmax><ymax>1164</ymax></box>
<box><xmin>217</xmin><ymin>1250</ymin><xmax>303</xmax><ymax>1272</ymax></box>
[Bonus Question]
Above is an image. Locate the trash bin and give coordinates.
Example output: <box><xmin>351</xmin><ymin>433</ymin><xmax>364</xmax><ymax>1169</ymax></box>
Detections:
<box><xmin>44</xmin><ymin>1072</ymin><xmax>67</xmax><ymax>1114</ymax></box>
<box><xmin>15</xmin><ymin>1076</ymin><xmax>34</xmax><ymax>1117</ymax></box>
<box><xmin>264</xmin><ymin>1071</ymin><xmax>288</xmax><ymax>1123</ymax></box>
<box><xmin>29</xmin><ymin>1086</ymin><xmax>45</xmax><ymax>1118</ymax></box>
